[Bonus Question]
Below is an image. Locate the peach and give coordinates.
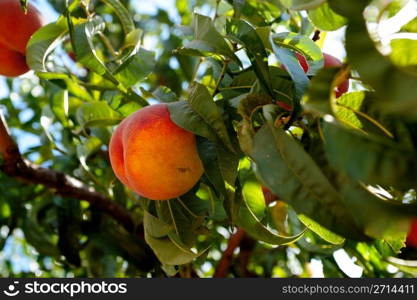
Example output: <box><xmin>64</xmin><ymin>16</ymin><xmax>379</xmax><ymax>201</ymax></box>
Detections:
<box><xmin>0</xmin><ymin>42</ymin><xmax>29</xmax><ymax>76</ymax></box>
<box><xmin>295</xmin><ymin>52</ymin><xmax>309</xmax><ymax>73</ymax></box>
<box><xmin>323</xmin><ymin>53</ymin><xmax>349</xmax><ymax>98</ymax></box>
<box><xmin>0</xmin><ymin>0</ymin><xmax>44</xmax><ymax>77</ymax></box>
<box><xmin>109</xmin><ymin>104</ymin><xmax>204</xmax><ymax>200</ymax></box>
<box><xmin>406</xmin><ymin>219</ymin><xmax>417</xmax><ymax>249</ymax></box>
<box><xmin>261</xmin><ymin>186</ymin><xmax>278</xmax><ymax>205</ymax></box>
<box><xmin>291</xmin><ymin>52</ymin><xmax>350</xmax><ymax>98</ymax></box>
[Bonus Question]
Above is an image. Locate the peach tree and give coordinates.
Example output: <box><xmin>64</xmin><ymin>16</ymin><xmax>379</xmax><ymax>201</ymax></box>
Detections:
<box><xmin>0</xmin><ymin>0</ymin><xmax>417</xmax><ymax>277</ymax></box>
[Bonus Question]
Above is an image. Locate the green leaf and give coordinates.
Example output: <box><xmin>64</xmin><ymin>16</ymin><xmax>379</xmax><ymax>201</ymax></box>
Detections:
<box><xmin>323</xmin><ymin>120</ymin><xmax>417</xmax><ymax>190</ymax></box>
<box><xmin>303</xmin><ymin>67</ymin><xmax>341</xmax><ymax>115</ymax></box>
<box><xmin>333</xmin><ymin>92</ymin><xmax>366</xmax><ymax>129</ymax></box>
<box><xmin>76</xmin><ymin>137</ymin><xmax>102</xmax><ymax>169</ymax></box>
<box><xmin>251</xmin><ymin>123</ymin><xmax>366</xmax><ymax>240</ymax></box>
<box><xmin>114</xmin><ymin>48</ymin><xmax>156</xmax><ymax>87</ymax></box>
<box><xmin>167</xmin><ymin>101</ymin><xmax>219</xmax><ymax>142</ymax></box>
<box><xmin>226</xmin><ymin>19</ymin><xmax>272</xmax><ymax>94</ymax></box>
<box><xmin>237</xmin><ymin>0</ymin><xmax>282</xmax><ymax>26</ymax></box>
<box><xmin>271</xmin><ymin>32</ymin><xmax>324</xmax><ymax>75</ymax></box>
<box><xmin>281</xmin><ymin>0</ymin><xmax>326</xmax><ymax>10</ymax></box>
<box><xmin>187</xmin><ymin>82</ymin><xmax>235</xmax><ymax>152</ymax></box>
<box><xmin>330</xmin><ymin>0</ymin><xmax>417</xmax><ymax>116</ymax></box>
<box><xmin>50</xmin><ymin>90</ymin><xmax>69</xmax><ymax>127</ymax></box>
<box><xmin>57</xmin><ymin>198</ymin><xmax>82</xmax><ymax>266</ymax></box>
<box><xmin>26</xmin><ymin>20</ymin><xmax>69</xmax><ymax>72</ymax></box>
<box><xmin>390</xmin><ymin>39</ymin><xmax>417</xmax><ymax>67</ymax></box>
<box><xmin>89</xmin><ymin>223</ymin><xmax>157</xmax><ymax>272</ymax></box>
<box><xmin>102</xmin><ymin>0</ymin><xmax>135</xmax><ymax>34</ymax></box>
<box><xmin>197</xmin><ymin>139</ymin><xmax>228</xmax><ymax>196</ymax></box>
<box><xmin>144</xmin><ymin>233</ymin><xmax>200</xmax><ymax>266</ymax></box>
<box><xmin>233</xmin><ymin>0</ymin><xmax>245</xmax><ymax>18</ymax></box>
<box><xmin>308</xmin><ymin>2</ymin><xmax>347</xmax><ymax>31</ymax></box>
<box><xmin>216</xmin><ymin>144</ymin><xmax>240</xmax><ymax>219</ymax></box>
<box><xmin>144</xmin><ymin>200</ymin><xmax>205</xmax><ymax>266</ymax></box>
<box><xmin>76</xmin><ymin>102</ymin><xmax>122</xmax><ymax>128</ymax></box>
<box><xmin>22</xmin><ymin>200</ymin><xmax>60</xmax><ymax>258</ymax></box>
<box><xmin>153</xmin><ymin>86</ymin><xmax>178</xmax><ymax>103</ymax></box>
<box><xmin>180</xmin><ymin>14</ymin><xmax>239</xmax><ymax>62</ymax></box>
<box><xmin>340</xmin><ymin>178</ymin><xmax>415</xmax><ymax>240</ymax></box>
<box><xmin>400</xmin><ymin>17</ymin><xmax>417</xmax><ymax>33</ymax></box>
<box><xmin>237</xmin><ymin>206</ymin><xmax>305</xmax><ymax>245</ymax></box>
<box><xmin>68</xmin><ymin>15</ymin><xmax>118</xmax><ymax>84</ymax></box>
<box><xmin>143</xmin><ymin>211</ymin><xmax>173</xmax><ymax>238</ymax></box>
<box><xmin>270</xmin><ymin>42</ymin><xmax>308</xmax><ymax>122</ymax></box>
<box><xmin>240</xmin><ymin>160</ymin><xmax>267</xmax><ymax>220</ymax></box>
<box><xmin>298</xmin><ymin>214</ymin><xmax>345</xmax><ymax>245</ymax></box>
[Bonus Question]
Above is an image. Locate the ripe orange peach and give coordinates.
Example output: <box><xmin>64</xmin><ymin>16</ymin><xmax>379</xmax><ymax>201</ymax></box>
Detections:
<box><xmin>0</xmin><ymin>42</ymin><xmax>29</xmax><ymax>77</ymax></box>
<box><xmin>109</xmin><ymin>104</ymin><xmax>204</xmax><ymax>200</ymax></box>
<box><xmin>0</xmin><ymin>0</ymin><xmax>44</xmax><ymax>77</ymax></box>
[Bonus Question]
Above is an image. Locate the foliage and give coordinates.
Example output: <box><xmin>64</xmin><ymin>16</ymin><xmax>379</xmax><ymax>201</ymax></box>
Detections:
<box><xmin>1</xmin><ymin>0</ymin><xmax>417</xmax><ymax>278</ymax></box>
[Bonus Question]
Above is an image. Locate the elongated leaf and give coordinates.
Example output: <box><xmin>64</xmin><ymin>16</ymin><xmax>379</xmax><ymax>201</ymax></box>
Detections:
<box><xmin>340</xmin><ymin>177</ymin><xmax>416</xmax><ymax>240</ymax></box>
<box><xmin>237</xmin><ymin>206</ymin><xmax>305</xmax><ymax>245</ymax></box>
<box><xmin>281</xmin><ymin>0</ymin><xmax>326</xmax><ymax>10</ymax></box>
<box><xmin>251</xmin><ymin>124</ymin><xmax>366</xmax><ymax>240</ymax></box>
<box><xmin>153</xmin><ymin>86</ymin><xmax>178</xmax><ymax>103</ymax></box>
<box><xmin>323</xmin><ymin>120</ymin><xmax>417</xmax><ymax>190</ymax></box>
<box><xmin>303</xmin><ymin>67</ymin><xmax>341</xmax><ymax>115</ymax></box>
<box><xmin>308</xmin><ymin>2</ymin><xmax>347</xmax><ymax>31</ymax></box>
<box><xmin>240</xmin><ymin>159</ymin><xmax>268</xmax><ymax>220</ymax></box>
<box><xmin>233</xmin><ymin>0</ymin><xmax>245</xmax><ymax>18</ymax></box>
<box><xmin>102</xmin><ymin>0</ymin><xmax>135</xmax><ymax>34</ymax></box>
<box><xmin>271</xmin><ymin>32</ymin><xmax>324</xmax><ymax>75</ymax></box>
<box><xmin>77</xmin><ymin>102</ymin><xmax>122</xmax><ymax>128</ymax></box>
<box><xmin>114</xmin><ymin>47</ymin><xmax>156</xmax><ymax>87</ymax></box>
<box><xmin>143</xmin><ymin>211</ymin><xmax>173</xmax><ymax>239</ymax></box>
<box><xmin>390</xmin><ymin>39</ymin><xmax>417</xmax><ymax>67</ymax></box>
<box><xmin>68</xmin><ymin>15</ymin><xmax>118</xmax><ymax>84</ymax></box>
<box><xmin>26</xmin><ymin>20</ymin><xmax>69</xmax><ymax>72</ymax></box>
<box><xmin>298</xmin><ymin>214</ymin><xmax>345</xmax><ymax>245</ymax></box>
<box><xmin>76</xmin><ymin>137</ymin><xmax>102</xmax><ymax>169</ymax></box>
<box><xmin>187</xmin><ymin>83</ymin><xmax>235</xmax><ymax>152</ymax></box>
<box><xmin>227</xmin><ymin>19</ymin><xmax>272</xmax><ymax>94</ymax></box>
<box><xmin>180</xmin><ymin>14</ymin><xmax>239</xmax><ymax>62</ymax></box>
<box><xmin>144</xmin><ymin>233</ymin><xmax>200</xmax><ymax>266</ymax></box>
<box><xmin>329</xmin><ymin>0</ymin><xmax>417</xmax><ymax>116</ymax></box>
<box><xmin>167</xmin><ymin>101</ymin><xmax>219</xmax><ymax>142</ymax></box>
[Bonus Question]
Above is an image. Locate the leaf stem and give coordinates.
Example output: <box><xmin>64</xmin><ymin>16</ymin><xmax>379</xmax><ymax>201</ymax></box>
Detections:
<box><xmin>219</xmin><ymin>85</ymin><xmax>252</xmax><ymax>91</ymax></box>
<box><xmin>98</xmin><ymin>32</ymin><xmax>120</xmax><ymax>57</ymax></box>
<box><xmin>213</xmin><ymin>58</ymin><xmax>230</xmax><ymax>96</ymax></box>
<box><xmin>167</xmin><ymin>200</ymin><xmax>180</xmax><ymax>237</ymax></box>
<box><xmin>177</xmin><ymin>198</ymin><xmax>200</xmax><ymax>218</ymax></box>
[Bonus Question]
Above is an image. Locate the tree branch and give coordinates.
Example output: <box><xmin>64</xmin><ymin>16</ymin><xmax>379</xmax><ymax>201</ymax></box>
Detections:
<box><xmin>214</xmin><ymin>228</ymin><xmax>246</xmax><ymax>277</ymax></box>
<box><xmin>0</xmin><ymin>108</ymin><xmax>135</xmax><ymax>233</ymax></box>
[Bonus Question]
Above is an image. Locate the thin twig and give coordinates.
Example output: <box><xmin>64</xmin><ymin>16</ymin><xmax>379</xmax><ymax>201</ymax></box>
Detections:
<box><xmin>213</xmin><ymin>59</ymin><xmax>230</xmax><ymax>96</ymax></box>
<box><xmin>98</xmin><ymin>32</ymin><xmax>120</xmax><ymax>57</ymax></box>
<box><xmin>213</xmin><ymin>228</ymin><xmax>246</xmax><ymax>277</ymax></box>
<box><xmin>312</xmin><ymin>30</ymin><xmax>321</xmax><ymax>42</ymax></box>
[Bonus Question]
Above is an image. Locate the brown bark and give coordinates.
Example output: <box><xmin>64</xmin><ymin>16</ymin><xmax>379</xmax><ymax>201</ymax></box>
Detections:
<box><xmin>213</xmin><ymin>228</ymin><xmax>247</xmax><ymax>277</ymax></box>
<box><xmin>0</xmin><ymin>109</ymin><xmax>135</xmax><ymax>232</ymax></box>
